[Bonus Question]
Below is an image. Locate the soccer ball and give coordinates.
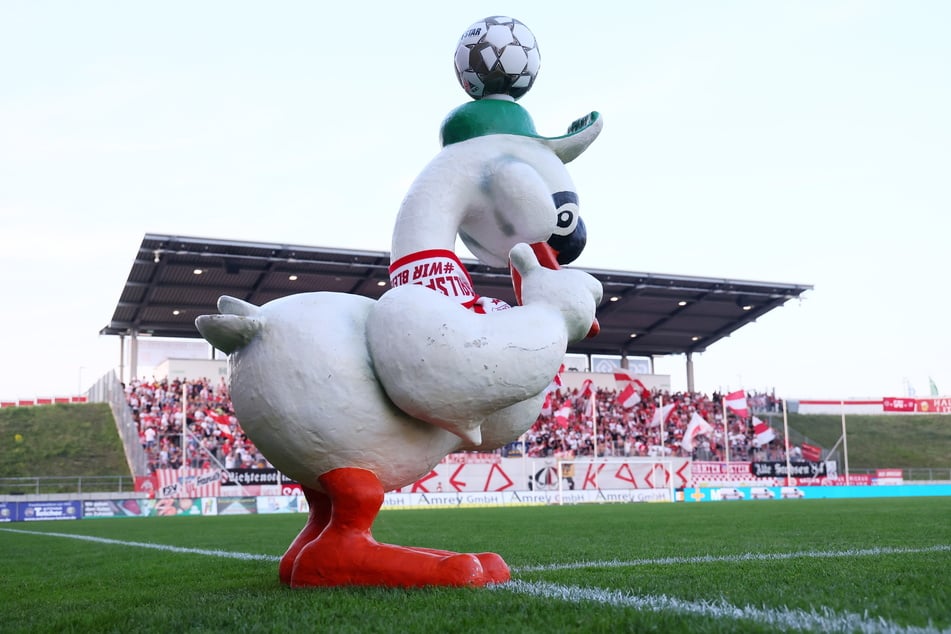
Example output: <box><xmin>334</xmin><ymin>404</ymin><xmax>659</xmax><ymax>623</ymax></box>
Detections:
<box><xmin>454</xmin><ymin>16</ymin><xmax>541</xmax><ymax>100</ymax></box>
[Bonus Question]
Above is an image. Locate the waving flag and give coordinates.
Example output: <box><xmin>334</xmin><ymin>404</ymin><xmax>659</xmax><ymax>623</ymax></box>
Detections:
<box><xmin>751</xmin><ymin>416</ymin><xmax>776</xmax><ymax>446</ymax></box>
<box><xmin>580</xmin><ymin>379</ymin><xmax>594</xmax><ymax>400</ymax></box>
<box><xmin>682</xmin><ymin>413</ymin><xmax>714</xmax><ymax>452</ymax></box>
<box><xmin>614</xmin><ymin>371</ymin><xmax>650</xmax><ymax>409</ymax></box>
<box><xmin>541</xmin><ymin>392</ymin><xmax>554</xmax><ymax>417</ymax></box>
<box><xmin>542</xmin><ymin>364</ymin><xmax>565</xmax><ymax>397</ymax></box>
<box><xmin>616</xmin><ymin>382</ymin><xmax>641</xmax><ymax>409</ymax></box>
<box><xmin>554</xmin><ymin>404</ymin><xmax>573</xmax><ymax>429</ymax></box>
<box><xmin>649</xmin><ymin>403</ymin><xmax>676</xmax><ymax>428</ymax></box>
<box><xmin>724</xmin><ymin>390</ymin><xmax>749</xmax><ymax>418</ymax></box>
<box><xmin>552</xmin><ymin>364</ymin><xmax>565</xmax><ymax>388</ymax></box>
<box><xmin>801</xmin><ymin>442</ymin><xmax>822</xmax><ymax>462</ymax></box>
<box><xmin>216</xmin><ymin>422</ymin><xmax>235</xmax><ymax>441</ymax></box>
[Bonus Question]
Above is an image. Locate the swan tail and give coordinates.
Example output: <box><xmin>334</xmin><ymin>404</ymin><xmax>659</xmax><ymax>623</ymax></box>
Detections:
<box><xmin>195</xmin><ymin>296</ymin><xmax>262</xmax><ymax>354</ymax></box>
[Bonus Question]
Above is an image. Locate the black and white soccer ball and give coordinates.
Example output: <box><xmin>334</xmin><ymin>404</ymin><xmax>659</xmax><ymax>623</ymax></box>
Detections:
<box><xmin>453</xmin><ymin>16</ymin><xmax>541</xmax><ymax>100</ymax></box>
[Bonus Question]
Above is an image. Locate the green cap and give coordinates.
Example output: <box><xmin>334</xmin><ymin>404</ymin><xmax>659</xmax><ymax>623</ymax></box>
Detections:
<box><xmin>439</xmin><ymin>98</ymin><xmax>602</xmax><ymax>163</ymax></box>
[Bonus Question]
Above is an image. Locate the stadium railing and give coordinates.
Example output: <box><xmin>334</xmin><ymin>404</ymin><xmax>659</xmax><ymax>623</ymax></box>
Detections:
<box><xmin>88</xmin><ymin>371</ymin><xmax>150</xmax><ymax>476</ymax></box>
<box><xmin>0</xmin><ymin>475</ymin><xmax>136</xmax><ymax>496</ymax></box>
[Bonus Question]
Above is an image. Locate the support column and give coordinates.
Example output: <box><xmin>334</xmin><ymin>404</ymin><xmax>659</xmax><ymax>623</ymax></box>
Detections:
<box><xmin>118</xmin><ymin>335</ymin><xmax>126</xmax><ymax>385</ymax></box>
<box><xmin>130</xmin><ymin>330</ymin><xmax>139</xmax><ymax>383</ymax></box>
<box><xmin>686</xmin><ymin>352</ymin><xmax>695</xmax><ymax>393</ymax></box>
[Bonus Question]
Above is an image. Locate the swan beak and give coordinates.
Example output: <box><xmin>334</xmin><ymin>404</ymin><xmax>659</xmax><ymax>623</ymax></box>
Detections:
<box><xmin>527</xmin><ymin>240</ymin><xmax>561</xmax><ymax>271</ymax></box>
<box><xmin>511</xmin><ymin>241</ymin><xmax>600</xmax><ymax>339</ymax></box>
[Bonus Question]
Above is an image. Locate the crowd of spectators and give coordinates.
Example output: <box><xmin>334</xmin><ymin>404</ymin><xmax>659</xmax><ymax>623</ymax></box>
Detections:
<box><xmin>518</xmin><ymin>386</ymin><xmax>785</xmax><ymax>461</ymax></box>
<box><xmin>124</xmin><ymin>376</ymin><xmax>786</xmax><ymax>474</ymax></box>
<box><xmin>125</xmin><ymin>377</ymin><xmax>271</xmax><ymax>474</ymax></box>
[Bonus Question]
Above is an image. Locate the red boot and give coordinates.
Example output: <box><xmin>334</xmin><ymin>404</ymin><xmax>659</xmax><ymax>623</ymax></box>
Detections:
<box><xmin>278</xmin><ymin>486</ymin><xmax>331</xmax><ymax>586</ymax></box>
<box><xmin>288</xmin><ymin>467</ymin><xmax>503</xmax><ymax>588</ymax></box>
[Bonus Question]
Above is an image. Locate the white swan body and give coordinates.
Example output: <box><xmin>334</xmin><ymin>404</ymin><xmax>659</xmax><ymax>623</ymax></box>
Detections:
<box><xmin>199</xmin><ymin>243</ymin><xmax>600</xmax><ymax>492</ymax></box>
<box><xmin>195</xmin><ymin>99</ymin><xmax>604</xmax><ymax>587</ymax></box>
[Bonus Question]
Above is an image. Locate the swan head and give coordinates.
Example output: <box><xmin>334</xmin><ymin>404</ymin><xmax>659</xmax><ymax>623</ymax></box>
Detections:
<box><xmin>440</xmin><ymin>99</ymin><xmax>602</xmax><ymax>270</ymax></box>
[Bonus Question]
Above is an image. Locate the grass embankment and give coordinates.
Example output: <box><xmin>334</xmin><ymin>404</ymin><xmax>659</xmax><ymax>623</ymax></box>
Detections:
<box><xmin>0</xmin><ymin>403</ymin><xmax>129</xmax><ymax>477</ymax></box>
<box><xmin>784</xmin><ymin>413</ymin><xmax>951</xmax><ymax>468</ymax></box>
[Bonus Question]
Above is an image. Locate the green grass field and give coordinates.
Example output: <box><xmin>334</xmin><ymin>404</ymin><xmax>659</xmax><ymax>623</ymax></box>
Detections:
<box><xmin>2</xmin><ymin>498</ymin><xmax>949</xmax><ymax>633</ymax></box>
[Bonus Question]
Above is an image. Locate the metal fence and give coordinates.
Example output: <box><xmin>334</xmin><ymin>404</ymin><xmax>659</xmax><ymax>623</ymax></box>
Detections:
<box><xmin>0</xmin><ymin>475</ymin><xmax>137</xmax><ymax>495</ymax></box>
<box><xmin>847</xmin><ymin>467</ymin><xmax>951</xmax><ymax>482</ymax></box>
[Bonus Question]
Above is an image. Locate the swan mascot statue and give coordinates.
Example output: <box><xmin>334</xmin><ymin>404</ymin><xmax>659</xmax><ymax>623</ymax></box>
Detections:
<box><xmin>196</xmin><ymin>16</ymin><xmax>604</xmax><ymax>588</ymax></box>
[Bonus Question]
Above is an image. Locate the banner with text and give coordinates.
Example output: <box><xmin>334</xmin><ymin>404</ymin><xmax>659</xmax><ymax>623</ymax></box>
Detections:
<box><xmin>883</xmin><ymin>397</ymin><xmax>951</xmax><ymax>413</ymax></box>
<box><xmin>751</xmin><ymin>461</ymin><xmax>829</xmax><ymax>479</ymax></box>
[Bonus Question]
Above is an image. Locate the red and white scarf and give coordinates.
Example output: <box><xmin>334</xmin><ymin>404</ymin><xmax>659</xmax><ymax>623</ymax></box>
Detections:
<box><xmin>389</xmin><ymin>249</ymin><xmax>510</xmax><ymax>314</ymax></box>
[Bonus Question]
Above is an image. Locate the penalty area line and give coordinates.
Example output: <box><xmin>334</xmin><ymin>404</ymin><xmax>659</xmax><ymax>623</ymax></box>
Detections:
<box><xmin>514</xmin><ymin>544</ymin><xmax>951</xmax><ymax>573</ymax></box>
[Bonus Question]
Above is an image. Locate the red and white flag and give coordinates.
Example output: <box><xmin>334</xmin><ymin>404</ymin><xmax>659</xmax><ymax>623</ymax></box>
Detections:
<box><xmin>614</xmin><ymin>371</ymin><xmax>650</xmax><ymax>409</ymax></box>
<box><xmin>801</xmin><ymin>442</ymin><xmax>822</xmax><ymax>462</ymax></box>
<box><xmin>216</xmin><ymin>423</ymin><xmax>235</xmax><ymax>441</ymax></box>
<box><xmin>554</xmin><ymin>404</ymin><xmax>573</xmax><ymax>428</ymax></box>
<box><xmin>541</xmin><ymin>364</ymin><xmax>565</xmax><ymax>397</ymax></box>
<box><xmin>724</xmin><ymin>390</ymin><xmax>749</xmax><ymax>418</ymax></box>
<box><xmin>649</xmin><ymin>403</ymin><xmax>676</xmax><ymax>428</ymax></box>
<box><xmin>551</xmin><ymin>364</ymin><xmax>565</xmax><ymax>388</ymax></box>
<box><xmin>751</xmin><ymin>416</ymin><xmax>776</xmax><ymax>446</ymax></box>
<box><xmin>682</xmin><ymin>413</ymin><xmax>714</xmax><ymax>452</ymax></box>
<box><xmin>616</xmin><ymin>382</ymin><xmax>641</xmax><ymax>409</ymax></box>
<box><xmin>541</xmin><ymin>392</ymin><xmax>554</xmax><ymax>417</ymax></box>
<box><xmin>580</xmin><ymin>378</ymin><xmax>594</xmax><ymax>400</ymax></box>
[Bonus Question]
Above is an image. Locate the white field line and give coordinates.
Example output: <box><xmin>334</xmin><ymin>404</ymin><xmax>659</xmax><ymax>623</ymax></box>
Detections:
<box><xmin>3</xmin><ymin>527</ymin><xmax>948</xmax><ymax>634</ymax></box>
<box><xmin>0</xmin><ymin>527</ymin><xmax>280</xmax><ymax>561</ymax></box>
<box><xmin>498</xmin><ymin>579</ymin><xmax>948</xmax><ymax>634</ymax></box>
<box><xmin>513</xmin><ymin>544</ymin><xmax>951</xmax><ymax>573</ymax></box>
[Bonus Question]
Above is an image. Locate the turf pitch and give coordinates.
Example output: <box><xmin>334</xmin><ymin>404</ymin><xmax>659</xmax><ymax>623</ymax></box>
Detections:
<box><xmin>2</xmin><ymin>497</ymin><xmax>949</xmax><ymax>633</ymax></box>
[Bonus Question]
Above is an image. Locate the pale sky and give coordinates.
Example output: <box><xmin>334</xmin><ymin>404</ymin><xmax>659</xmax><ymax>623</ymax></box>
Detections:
<box><xmin>1</xmin><ymin>1</ymin><xmax>948</xmax><ymax>401</ymax></box>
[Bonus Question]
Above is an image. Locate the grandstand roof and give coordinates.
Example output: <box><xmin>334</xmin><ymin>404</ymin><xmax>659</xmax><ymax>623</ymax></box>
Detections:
<box><xmin>101</xmin><ymin>233</ymin><xmax>812</xmax><ymax>359</ymax></box>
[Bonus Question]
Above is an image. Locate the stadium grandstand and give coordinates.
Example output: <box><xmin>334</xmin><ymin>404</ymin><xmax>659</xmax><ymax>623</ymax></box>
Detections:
<box><xmin>63</xmin><ymin>233</ymin><xmax>809</xmax><ymax>486</ymax></box>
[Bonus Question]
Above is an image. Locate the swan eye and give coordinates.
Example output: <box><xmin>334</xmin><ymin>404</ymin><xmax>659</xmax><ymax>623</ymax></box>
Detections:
<box><xmin>548</xmin><ymin>191</ymin><xmax>586</xmax><ymax>265</ymax></box>
<box><xmin>552</xmin><ymin>191</ymin><xmax>579</xmax><ymax>236</ymax></box>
